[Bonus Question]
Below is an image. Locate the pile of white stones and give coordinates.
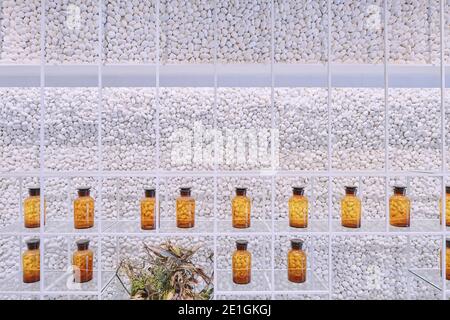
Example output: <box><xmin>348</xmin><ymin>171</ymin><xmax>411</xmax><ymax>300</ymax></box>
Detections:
<box><xmin>1</xmin><ymin>0</ymin><xmax>445</xmax><ymax>64</ymax></box>
<box><xmin>332</xmin><ymin>235</ymin><xmax>441</xmax><ymax>300</ymax></box>
<box><xmin>160</xmin><ymin>0</ymin><xmax>214</xmax><ymax>63</ymax></box>
<box><xmin>276</xmin><ymin>88</ymin><xmax>328</xmax><ymax>171</ymax></box>
<box><xmin>160</xmin><ymin>88</ymin><xmax>214</xmax><ymax>171</ymax></box>
<box><xmin>104</xmin><ymin>0</ymin><xmax>156</xmax><ymax>63</ymax></box>
<box><xmin>102</xmin><ymin>88</ymin><xmax>157</xmax><ymax>171</ymax></box>
<box><xmin>45</xmin><ymin>0</ymin><xmax>99</xmax><ymax>64</ymax></box>
<box><xmin>0</xmin><ymin>87</ymin><xmax>436</xmax><ymax>175</ymax></box>
<box><xmin>332</xmin><ymin>235</ymin><xmax>409</xmax><ymax>300</ymax></box>
<box><xmin>0</xmin><ymin>89</ymin><xmax>40</xmax><ymax>173</ymax></box>
<box><xmin>0</xmin><ymin>0</ymin><xmax>41</xmax><ymax>63</ymax></box>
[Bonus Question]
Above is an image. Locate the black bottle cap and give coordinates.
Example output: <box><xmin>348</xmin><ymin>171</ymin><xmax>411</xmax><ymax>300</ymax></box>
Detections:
<box><xmin>77</xmin><ymin>187</ymin><xmax>91</xmax><ymax>197</ymax></box>
<box><xmin>236</xmin><ymin>188</ymin><xmax>247</xmax><ymax>196</ymax></box>
<box><xmin>28</xmin><ymin>187</ymin><xmax>40</xmax><ymax>197</ymax></box>
<box><xmin>345</xmin><ymin>186</ymin><xmax>357</xmax><ymax>195</ymax></box>
<box><xmin>236</xmin><ymin>240</ymin><xmax>248</xmax><ymax>250</ymax></box>
<box><xmin>76</xmin><ymin>239</ymin><xmax>90</xmax><ymax>251</ymax></box>
<box><xmin>291</xmin><ymin>239</ymin><xmax>304</xmax><ymax>250</ymax></box>
<box><xmin>393</xmin><ymin>186</ymin><xmax>406</xmax><ymax>195</ymax></box>
<box><xmin>26</xmin><ymin>238</ymin><xmax>40</xmax><ymax>250</ymax></box>
<box><xmin>447</xmin><ymin>239</ymin><xmax>450</xmax><ymax>248</ymax></box>
<box><xmin>180</xmin><ymin>187</ymin><xmax>191</xmax><ymax>197</ymax></box>
<box><xmin>446</xmin><ymin>186</ymin><xmax>450</xmax><ymax>194</ymax></box>
<box><xmin>293</xmin><ymin>187</ymin><xmax>304</xmax><ymax>196</ymax></box>
<box><xmin>144</xmin><ymin>188</ymin><xmax>156</xmax><ymax>198</ymax></box>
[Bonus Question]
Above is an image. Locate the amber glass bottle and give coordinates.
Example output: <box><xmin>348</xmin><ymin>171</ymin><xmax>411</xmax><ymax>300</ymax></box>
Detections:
<box><xmin>289</xmin><ymin>187</ymin><xmax>308</xmax><ymax>228</ymax></box>
<box><xmin>23</xmin><ymin>238</ymin><xmax>40</xmax><ymax>283</ymax></box>
<box><xmin>72</xmin><ymin>239</ymin><xmax>94</xmax><ymax>283</ymax></box>
<box><xmin>141</xmin><ymin>188</ymin><xmax>156</xmax><ymax>230</ymax></box>
<box><xmin>288</xmin><ymin>239</ymin><xmax>307</xmax><ymax>283</ymax></box>
<box><xmin>24</xmin><ymin>187</ymin><xmax>46</xmax><ymax>228</ymax></box>
<box><xmin>74</xmin><ymin>188</ymin><xmax>95</xmax><ymax>229</ymax></box>
<box><xmin>389</xmin><ymin>186</ymin><xmax>410</xmax><ymax>227</ymax></box>
<box><xmin>447</xmin><ymin>240</ymin><xmax>450</xmax><ymax>280</ymax></box>
<box><xmin>176</xmin><ymin>188</ymin><xmax>195</xmax><ymax>228</ymax></box>
<box><xmin>439</xmin><ymin>186</ymin><xmax>450</xmax><ymax>226</ymax></box>
<box><xmin>232</xmin><ymin>240</ymin><xmax>251</xmax><ymax>285</ymax></box>
<box><xmin>341</xmin><ymin>186</ymin><xmax>362</xmax><ymax>228</ymax></box>
<box><xmin>232</xmin><ymin>188</ymin><xmax>251</xmax><ymax>228</ymax></box>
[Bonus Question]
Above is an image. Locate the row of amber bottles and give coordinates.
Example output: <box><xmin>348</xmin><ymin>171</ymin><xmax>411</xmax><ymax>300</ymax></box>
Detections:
<box><xmin>25</xmin><ymin>184</ymin><xmax>450</xmax><ymax>231</ymax></box>
<box><xmin>340</xmin><ymin>186</ymin><xmax>411</xmax><ymax>228</ymax></box>
<box><xmin>232</xmin><ymin>239</ymin><xmax>307</xmax><ymax>285</ymax></box>
<box><xmin>23</xmin><ymin>238</ymin><xmax>94</xmax><ymax>284</ymax></box>
<box><xmin>24</xmin><ymin>187</ymin><xmax>95</xmax><ymax>229</ymax></box>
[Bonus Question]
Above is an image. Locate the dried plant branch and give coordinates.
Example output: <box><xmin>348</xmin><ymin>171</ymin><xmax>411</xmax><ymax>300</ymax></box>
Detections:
<box><xmin>115</xmin><ymin>241</ymin><xmax>213</xmax><ymax>300</ymax></box>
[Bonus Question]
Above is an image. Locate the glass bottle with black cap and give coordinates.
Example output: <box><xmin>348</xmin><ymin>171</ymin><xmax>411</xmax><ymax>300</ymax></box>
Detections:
<box><xmin>176</xmin><ymin>187</ymin><xmax>195</xmax><ymax>228</ymax></box>
<box><xmin>24</xmin><ymin>187</ymin><xmax>46</xmax><ymax>228</ymax></box>
<box><xmin>288</xmin><ymin>239</ymin><xmax>307</xmax><ymax>283</ymax></box>
<box><xmin>289</xmin><ymin>187</ymin><xmax>308</xmax><ymax>228</ymax></box>
<box><xmin>74</xmin><ymin>187</ymin><xmax>95</xmax><ymax>229</ymax></box>
<box><xmin>232</xmin><ymin>187</ymin><xmax>251</xmax><ymax>228</ymax></box>
<box><xmin>141</xmin><ymin>188</ymin><xmax>156</xmax><ymax>230</ymax></box>
<box><xmin>341</xmin><ymin>186</ymin><xmax>361</xmax><ymax>228</ymax></box>
<box><xmin>389</xmin><ymin>186</ymin><xmax>410</xmax><ymax>227</ymax></box>
<box><xmin>232</xmin><ymin>240</ymin><xmax>251</xmax><ymax>284</ymax></box>
<box><xmin>23</xmin><ymin>238</ymin><xmax>40</xmax><ymax>283</ymax></box>
<box><xmin>72</xmin><ymin>239</ymin><xmax>94</xmax><ymax>283</ymax></box>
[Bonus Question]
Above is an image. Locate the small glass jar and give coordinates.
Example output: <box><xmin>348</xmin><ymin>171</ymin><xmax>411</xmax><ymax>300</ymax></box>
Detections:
<box><xmin>232</xmin><ymin>240</ymin><xmax>251</xmax><ymax>285</ymax></box>
<box><xmin>439</xmin><ymin>186</ymin><xmax>450</xmax><ymax>226</ymax></box>
<box><xmin>72</xmin><ymin>239</ymin><xmax>94</xmax><ymax>283</ymax></box>
<box><xmin>23</xmin><ymin>238</ymin><xmax>40</xmax><ymax>283</ymax></box>
<box><xmin>24</xmin><ymin>187</ymin><xmax>46</xmax><ymax>228</ymax></box>
<box><xmin>74</xmin><ymin>188</ymin><xmax>95</xmax><ymax>229</ymax></box>
<box><xmin>288</xmin><ymin>239</ymin><xmax>307</xmax><ymax>283</ymax></box>
<box><xmin>141</xmin><ymin>188</ymin><xmax>156</xmax><ymax>230</ymax></box>
<box><xmin>176</xmin><ymin>187</ymin><xmax>195</xmax><ymax>228</ymax></box>
<box><xmin>389</xmin><ymin>186</ymin><xmax>410</xmax><ymax>227</ymax></box>
<box><xmin>232</xmin><ymin>188</ymin><xmax>251</xmax><ymax>228</ymax></box>
<box><xmin>341</xmin><ymin>186</ymin><xmax>362</xmax><ymax>228</ymax></box>
<box><xmin>288</xmin><ymin>187</ymin><xmax>308</xmax><ymax>228</ymax></box>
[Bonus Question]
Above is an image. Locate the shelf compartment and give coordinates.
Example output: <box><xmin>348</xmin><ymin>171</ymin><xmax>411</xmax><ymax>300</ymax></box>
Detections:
<box><xmin>216</xmin><ymin>220</ymin><xmax>271</xmax><ymax>234</ymax></box>
<box><xmin>0</xmin><ymin>272</ymin><xmax>40</xmax><ymax>293</ymax></box>
<box><xmin>332</xmin><ymin>219</ymin><xmax>386</xmax><ymax>233</ymax></box>
<box><xmin>408</xmin><ymin>268</ymin><xmax>442</xmax><ymax>292</ymax></box>
<box><xmin>388</xmin><ymin>219</ymin><xmax>442</xmax><ymax>233</ymax></box>
<box><xmin>274</xmin><ymin>269</ymin><xmax>328</xmax><ymax>292</ymax></box>
<box><xmin>216</xmin><ymin>270</ymin><xmax>272</xmax><ymax>293</ymax></box>
<box><xmin>274</xmin><ymin>220</ymin><xmax>328</xmax><ymax>233</ymax></box>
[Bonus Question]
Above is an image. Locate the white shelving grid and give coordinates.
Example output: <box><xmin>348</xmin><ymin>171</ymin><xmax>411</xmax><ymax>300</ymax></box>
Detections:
<box><xmin>0</xmin><ymin>0</ymin><xmax>449</xmax><ymax>300</ymax></box>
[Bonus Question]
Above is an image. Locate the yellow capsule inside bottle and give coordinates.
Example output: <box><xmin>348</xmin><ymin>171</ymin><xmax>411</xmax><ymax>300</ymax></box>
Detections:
<box><xmin>73</xmin><ymin>188</ymin><xmax>95</xmax><ymax>229</ymax></box>
<box><xmin>176</xmin><ymin>187</ymin><xmax>195</xmax><ymax>228</ymax></box>
<box><xmin>288</xmin><ymin>187</ymin><xmax>308</xmax><ymax>228</ymax></box>
<box><xmin>389</xmin><ymin>186</ymin><xmax>410</xmax><ymax>227</ymax></box>
<box><xmin>24</xmin><ymin>187</ymin><xmax>46</xmax><ymax>228</ymax></box>
<box><xmin>341</xmin><ymin>186</ymin><xmax>361</xmax><ymax>228</ymax></box>
<box><xmin>23</xmin><ymin>238</ymin><xmax>40</xmax><ymax>283</ymax></box>
<box><xmin>288</xmin><ymin>239</ymin><xmax>307</xmax><ymax>283</ymax></box>
<box><xmin>141</xmin><ymin>188</ymin><xmax>156</xmax><ymax>230</ymax></box>
<box><xmin>72</xmin><ymin>239</ymin><xmax>94</xmax><ymax>283</ymax></box>
<box><xmin>232</xmin><ymin>240</ymin><xmax>251</xmax><ymax>285</ymax></box>
<box><xmin>232</xmin><ymin>188</ymin><xmax>251</xmax><ymax>228</ymax></box>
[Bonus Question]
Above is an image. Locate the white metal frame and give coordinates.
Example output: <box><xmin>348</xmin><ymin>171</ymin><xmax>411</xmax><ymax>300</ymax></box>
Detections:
<box><xmin>0</xmin><ymin>0</ymin><xmax>448</xmax><ymax>300</ymax></box>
